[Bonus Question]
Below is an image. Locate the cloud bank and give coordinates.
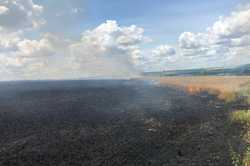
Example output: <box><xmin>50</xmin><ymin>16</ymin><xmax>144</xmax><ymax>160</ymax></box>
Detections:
<box><xmin>0</xmin><ymin>0</ymin><xmax>250</xmax><ymax>79</ymax></box>
<box><xmin>0</xmin><ymin>1</ymin><xmax>146</xmax><ymax>80</ymax></box>
<box><xmin>146</xmin><ymin>5</ymin><xmax>250</xmax><ymax>71</ymax></box>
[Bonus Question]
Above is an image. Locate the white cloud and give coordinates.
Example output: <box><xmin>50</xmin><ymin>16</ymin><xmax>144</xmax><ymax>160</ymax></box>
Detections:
<box><xmin>0</xmin><ymin>5</ymin><xmax>9</xmax><ymax>14</ymax></box>
<box><xmin>178</xmin><ymin>6</ymin><xmax>250</xmax><ymax>59</ymax></box>
<box><xmin>0</xmin><ymin>33</ymin><xmax>72</xmax><ymax>79</ymax></box>
<box><xmin>138</xmin><ymin>45</ymin><xmax>177</xmax><ymax>72</ymax></box>
<box><xmin>0</xmin><ymin>0</ymin><xmax>44</xmax><ymax>32</ymax></box>
<box><xmin>152</xmin><ymin>45</ymin><xmax>176</xmax><ymax>57</ymax></box>
<box><xmin>69</xmin><ymin>20</ymin><xmax>146</xmax><ymax>78</ymax></box>
<box><xmin>0</xmin><ymin>20</ymin><xmax>147</xmax><ymax>80</ymax></box>
<box><xmin>1</xmin><ymin>0</ymin><xmax>250</xmax><ymax>79</ymax></box>
<box><xmin>0</xmin><ymin>1</ymin><xmax>146</xmax><ymax>80</ymax></box>
<box><xmin>0</xmin><ymin>31</ymin><xmax>21</xmax><ymax>51</ymax></box>
<box><xmin>209</xmin><ymin>9</ymin><xmax>250</xmax><ymax>38</ymax></box>
<box><xmin>142</xmin><ymin>5</ymin><xmax>250</xmax><ymax>71</ymax></box>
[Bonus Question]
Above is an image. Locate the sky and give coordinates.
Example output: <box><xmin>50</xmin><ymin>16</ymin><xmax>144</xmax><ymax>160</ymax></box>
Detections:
<box><xmin>0</xmin><ymin>0</ymin><xmax>250</xmax><ymax>80</ymax></box>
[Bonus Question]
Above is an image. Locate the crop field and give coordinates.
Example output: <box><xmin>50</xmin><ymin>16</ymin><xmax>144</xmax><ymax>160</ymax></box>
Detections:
<box><xmin>154</xmin><ymin>76</ymin><xmax>250</xmax><ymax>101</ymax></box>
<box><xmin>152</xmin><ymin>76</ymin><xmax>250</xmax><ymax>165</ymax></box>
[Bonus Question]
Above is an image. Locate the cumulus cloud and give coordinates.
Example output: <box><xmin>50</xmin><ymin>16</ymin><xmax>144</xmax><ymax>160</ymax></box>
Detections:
<box><xmin>1</xmin><ymin>0</ymin><xmax>250</xmax><ymax>79</ymax></box>
<box><xmin>209</xmin><ymin>9</ymin><xmax>250</xmax><ymax>38</ymax></box>
<box><xmin>0</xmin><ymin>20</ymin><xmax>147</xmax><ymax>80</ymax></box>
<box><xmin>139</xmin><ymin>45</ymin><xmax>177</xmax><ymax>71</ymax></box>
<box><xmin>142</xmin><ymin>5</ymin><xmax>250</xmax><ymax>71</ymax></box>
<box><xmin>0</xmin><ymin>31</ymin><xmax>21</xmax><ymax>51</ymax></box>
<box><xmin>0</xmin><ymin>33</ymin><xmax>70</xmax><ymax>76</ymax></box>
<box><xmin>0</xmin><ymin>0</ymin><xmax>46</xmax><ymax>79</ymax></box>
<box><xmin>0</xmin><ymin>5</ymin><xmax>9</xmax><ymax>14</ymax></box>
<box><xmin>69</xmin><ymin>20</ymin><xmax>146</xmax><ymax>78</ymax></box>
<box><xmin>0</xmin><ymin>1</ymin><xmax>147</xmax><ymax>80</ymax></box>
<box><xmin>0</xmin><ymin>0</ymin><xmax>44</xmax><ymax>32</ymax></box>
<box><xmin>0</xmin><ymin>0</ymin><xmax>158</xmax><ymax>79</ymax></box>
<box><xmin>152</xmin><ymin>45</ymin><xmax>176</xmax><ymax>57</ymax></box>
<box><xmin>178</xmin><ymin>6</ymin><xmax>250</xmax><ymax>59</ymax></box>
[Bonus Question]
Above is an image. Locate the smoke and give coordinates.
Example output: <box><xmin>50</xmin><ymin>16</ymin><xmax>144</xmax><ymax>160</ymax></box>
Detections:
<box><xmin>0</xmin><ymin>20</ymin><xmax>147</xmax><ymax>80</ymax></box>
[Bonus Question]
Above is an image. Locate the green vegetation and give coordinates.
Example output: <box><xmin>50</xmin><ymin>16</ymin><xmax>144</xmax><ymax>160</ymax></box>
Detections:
<box><xmin>228</xmin><ymin>110</ymin><xmax>250</xmax><ymax>166</ymax></box>
<box><xmin>230</xmin><ymin>110</ymin><xmax>250</xmax><ymax>124</ymax></box>
<box><xmin>239</xmin><ymin>82</ymin><xmax>250</xmax><ymax>104</ymax></box>
<box><xmin>222</xmin><ymin>83</ymin><xmax>250</xmax><ymax>166</ymax></box>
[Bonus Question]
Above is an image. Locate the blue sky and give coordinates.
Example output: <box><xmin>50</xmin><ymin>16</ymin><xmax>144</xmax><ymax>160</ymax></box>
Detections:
<box><xmin>85</xmin><ymin>0</ymin><xmax>241</xmax><ymax>44</ymax></box>
<box><xmin>0</xmin><ymin>0</ymin><xmax>250</xmax><ymax>80</ymax></box>
<box><xmin>36</xmin><ymin>0</ymin><xmax>244</xmax><ymax>44</ymax></box>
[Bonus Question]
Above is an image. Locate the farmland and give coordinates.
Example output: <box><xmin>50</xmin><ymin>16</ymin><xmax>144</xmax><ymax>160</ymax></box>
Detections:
<box><xmin>154</xmin><ymin>76</ymin><xmax>250</xmax><ymax>102</ymax></box>
<box><xmin>152</xmin><ymin>76</ymin><xmax>250</xmax><ymax>165</ymax></box>
<box><xmin>0</xmin><ymin>78</ymin><xmax>250</xmax><ymax>165</ymax></box>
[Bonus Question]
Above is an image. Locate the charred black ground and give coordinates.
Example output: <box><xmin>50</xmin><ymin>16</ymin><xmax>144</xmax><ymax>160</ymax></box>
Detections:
<box><xmin>0</xmin><ymin>80</ymin><xmax>241</xmax><ymax>165</ymax></box>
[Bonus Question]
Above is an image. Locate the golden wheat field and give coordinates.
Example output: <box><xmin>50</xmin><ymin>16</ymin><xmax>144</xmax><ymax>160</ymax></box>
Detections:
<box><xmin>152</xmin><ymin>76</ymin><xmax>250</xmax><ymax>100</ymax></box>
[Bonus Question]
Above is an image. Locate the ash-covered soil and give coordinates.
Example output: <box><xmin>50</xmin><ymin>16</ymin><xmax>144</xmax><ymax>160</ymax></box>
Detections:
<box><xmin>0</xmin><ymin>80</ymin><xmax>234</xmax><ymax>165</ymax></box>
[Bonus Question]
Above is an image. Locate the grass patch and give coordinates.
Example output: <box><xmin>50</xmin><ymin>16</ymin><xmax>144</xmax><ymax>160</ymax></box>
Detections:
<box><xmin>229</xmin><ymin>110</ymin><xmax>250</xmax><ymax>166</ymax></box>
<box><xmin>238</xmin><ymin>83</ymin><xmax>250</xmax><ymax>105</ymax></box>
<box><xmin>230</xmin><ymin>110</ymin><xmax>250</xmax><ymax>125</ymax></box>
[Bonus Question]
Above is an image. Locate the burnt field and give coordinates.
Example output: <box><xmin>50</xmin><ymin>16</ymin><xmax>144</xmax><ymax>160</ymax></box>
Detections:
<box><xmin>0</xmin><ymin>79</ymin><xmax>246</xmax><ymax>165</ymax></box>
